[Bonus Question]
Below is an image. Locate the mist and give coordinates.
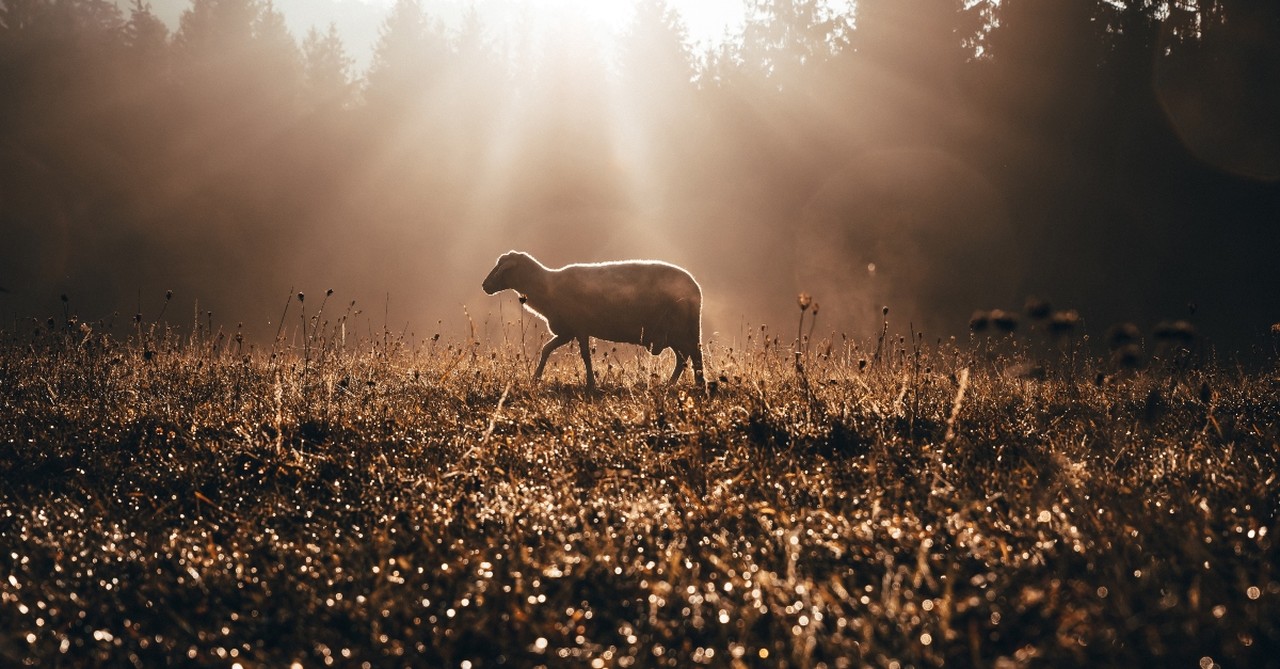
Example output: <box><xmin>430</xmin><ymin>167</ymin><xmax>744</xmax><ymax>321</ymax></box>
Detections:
<box><xmin>2</xmin><ymin>0</ymin><xmax>1278</xmax><ymax>361</ymax></box>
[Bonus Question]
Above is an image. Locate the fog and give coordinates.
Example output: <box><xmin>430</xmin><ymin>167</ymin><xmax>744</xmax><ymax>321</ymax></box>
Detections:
<box><xmin>2</xmin><ymin>0</ymin><xmax>1278</xmax><ymax>361</ymax></box>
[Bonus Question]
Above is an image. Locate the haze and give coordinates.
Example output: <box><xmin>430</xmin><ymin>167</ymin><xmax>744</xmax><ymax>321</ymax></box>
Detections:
<box><xmin>2</xmin><ymin>0</ymin><xmax>1278</xmax><ymax>360</ymax></box>
<box><xmin>119</xmin><ymin>0</ymin><xmax>758</xmax><ymax>67</ymax></box>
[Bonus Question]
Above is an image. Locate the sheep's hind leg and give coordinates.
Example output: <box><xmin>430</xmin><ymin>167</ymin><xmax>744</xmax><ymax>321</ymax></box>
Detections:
<box><xmin>667</xmin><ymin>352</ymin><xmax>688</xmax><ymax>385</ymax></box>
<box><xmin>577</xmin><ymin>336</ymin><xmax>596</xmax><ymax>394</ymax></box>
<box><xmin>692</xmin><ymin>346</ymin><xmax>705</xmax><ymax>386</ymax></box>
<box><xmin>534</xmin><ymin>334</ymin><xmax>573</xmax><ymax>380</ymax></box>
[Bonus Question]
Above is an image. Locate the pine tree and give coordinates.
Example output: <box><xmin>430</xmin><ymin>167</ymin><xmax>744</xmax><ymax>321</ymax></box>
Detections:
<box><xmin>302</xmin><ymin>22</ymin><xmax>355</xmax><ymax>113</ymax></box>
<box><xmin>123</xmin><ymin>0</ymin><xmax>168</xmax><ymax>72</ymax></box>
<box><xmin>738</xmin><ymin>0</ymin><xmax>852</xmax><ymax>85</ymax></box>
<box><xmin>364</xmin><ymin>0</ymin><xmax>448</xmax><ymax>114</ymax></box>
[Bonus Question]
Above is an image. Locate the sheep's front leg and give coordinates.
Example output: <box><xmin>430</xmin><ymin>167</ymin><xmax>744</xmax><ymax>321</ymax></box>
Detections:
<box><xmin>534</xmin><ymin>334</ymin><xmax>573</xmax><ymax>380</ymax></box>
<box><xmin>577</xmin><ymin>336</ymin><xmax>596</xmax><ymax>394</ymax></box>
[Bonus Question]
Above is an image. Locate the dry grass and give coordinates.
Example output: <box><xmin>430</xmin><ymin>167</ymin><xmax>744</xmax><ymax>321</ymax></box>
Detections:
<box><xmin>1</xmin><ymin>320</ymin><xmax>1277</xmax><ymax>667</ymax></box>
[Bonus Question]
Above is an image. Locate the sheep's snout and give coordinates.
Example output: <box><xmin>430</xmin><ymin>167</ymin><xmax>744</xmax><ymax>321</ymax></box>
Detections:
<box><xmin>481</xmin><ymin>269</ymin><xmax>504</xmax><ymax>295</ymax></box>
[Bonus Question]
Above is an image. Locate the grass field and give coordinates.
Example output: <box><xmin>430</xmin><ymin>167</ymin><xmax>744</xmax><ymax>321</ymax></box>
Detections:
<box><xmin>1</xmin><ymin>317</ymin><xmax>1277</xmax><ymax>667</ymax></box>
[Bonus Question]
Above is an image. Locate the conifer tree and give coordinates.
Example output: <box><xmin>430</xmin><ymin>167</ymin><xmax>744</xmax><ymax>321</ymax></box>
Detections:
<box><xmin>302</xmin><ymin>22</ymin><xmax>355</xmax><ymax>113</ymax></box>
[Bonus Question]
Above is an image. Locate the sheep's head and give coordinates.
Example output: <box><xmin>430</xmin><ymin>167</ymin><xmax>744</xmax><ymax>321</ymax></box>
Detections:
<box><xmin>482</xmin><ymin>251</ymin><xmax>533</xmax><ymax>295</ymax></box>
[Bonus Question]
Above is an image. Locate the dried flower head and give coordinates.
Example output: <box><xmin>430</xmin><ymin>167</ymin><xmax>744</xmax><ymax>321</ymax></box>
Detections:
<box><xmin>1048</xmin><ymin>310</ymin><xmax>1080</xmax><ymax>334</ymax></box>
<box><xmin>297</xmin><ymin>292</ymin><xmax>305</xmax><ymax>303</ymax></box>
<box><xmin>1154</xmin><ymin>320</ymin><xmax>1196</xmax><ymax>343</ymax></box>
<box><xmin>1111</xmin><ymin>343</ymin><xmax>1143</xmax><ymax>369</ymax></box>
<box><xmin>797</xmin><ymin>293</ymin><xmax>812</xmax><ymax>311</ymax></box>
<box><xmin>990</xmin><ymin>309</ymin><xmax>1018</xmax><ymax>333</ymax></box>
<box><xmin>1107</xmin><ymin>323</ymin><xmax>1141</xmax><ymax>349</ymax></box>
<box><xmin>1024</xmin><ymin>296</ymin><xmax>1051</xmax><ymax>320</ymax></box>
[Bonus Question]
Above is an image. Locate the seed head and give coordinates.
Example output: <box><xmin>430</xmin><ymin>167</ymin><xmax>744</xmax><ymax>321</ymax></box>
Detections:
<box><xmin>1048</xmin><ymin>310</ymin><xmax>1079</xmax><ymax>334</ymax></box>
<box><xmin>990</xmin><ymin>309</ymin><xmax>1018</xmax><ymax>333</ymax></box>
<box><xmin>165</xmin><ymin>290</ymin><xmax>172</xmax><ymax>301</ymax></box>
<box><xmin>1024</xmin><ymin>296</ymin><xmax>1051</xmax><ymax>320</ymax></box>
<box><xmin>797</xmin><ymin>293</ymin><xmax>812</xmax><ymax>312</ymax></box>
<box><xmin>1154</xmin><ymin>320</ymin><xmax>1195</xmax><ymax>343</ymax></box>
<box><xmin>297</xmin><ymin>292</ymin><xmax>305</xmax><ymax>303</ymax></box>
<box><xmin>811</xmin><ymin>302</ymin><xmax>819</xmax><ymax>316</ymax></box>
<box><xmin>1111</xmin><ymin>344</ymin><xmax>1143</xmax><ymax>369</ymax></box>
<box><xmin>1107</xmin><ymin>322</ymin><xmax>1141</xmax><ymax>349</ymax></box>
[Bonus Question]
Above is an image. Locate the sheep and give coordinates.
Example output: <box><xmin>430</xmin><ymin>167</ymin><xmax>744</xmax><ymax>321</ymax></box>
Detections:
<box><xmin>482</xmin><ymin>251</ymin><xmax>705</xmax><ymax>394</ymax></box>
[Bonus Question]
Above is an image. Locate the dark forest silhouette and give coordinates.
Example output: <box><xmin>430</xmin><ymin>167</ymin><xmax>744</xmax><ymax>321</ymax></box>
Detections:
<box><xmin>1</xmin><ymin>0</ymin><xmax>1278</xmax><ymax>356</ymax></box>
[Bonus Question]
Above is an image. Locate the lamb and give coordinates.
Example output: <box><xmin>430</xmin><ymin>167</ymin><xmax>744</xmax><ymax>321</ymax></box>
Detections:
<box><xmin>482</xmin><ymin>251</ymin><xmax>705</xmax><ymax>394</ymax></box>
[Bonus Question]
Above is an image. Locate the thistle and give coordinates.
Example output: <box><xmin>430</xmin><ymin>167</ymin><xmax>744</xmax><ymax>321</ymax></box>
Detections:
<box><xmin>807</xmin><ymin>301</ymin><xmax>819</xmax><ymax>351</ymax></box>
<box><xmin>795</xmin><ymin>293</ymin><xmax>813</xmax><ymax>373</ymax></box>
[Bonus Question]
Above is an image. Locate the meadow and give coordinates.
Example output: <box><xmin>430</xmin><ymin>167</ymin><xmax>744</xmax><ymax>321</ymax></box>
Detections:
<box><xmin>1</xmin><ymin>310</ymin><xmax>1277</xmax><ymax>668</ymax></box>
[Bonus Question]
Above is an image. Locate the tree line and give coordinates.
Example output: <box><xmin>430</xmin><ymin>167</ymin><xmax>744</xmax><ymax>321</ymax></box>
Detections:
<box><xmin>1</xmin><ymin>0</ymin><xmax>1277</xmax><ymax>352</ymax></box>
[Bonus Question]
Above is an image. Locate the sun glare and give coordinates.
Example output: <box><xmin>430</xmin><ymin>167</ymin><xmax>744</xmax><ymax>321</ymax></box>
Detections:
<box><xmin>434</xmin><ymin>0</ymin><xmax>747</xmax><ymax>50</ymax></box>
<box><xmin>543</xmin><ymin>0</ymin><xmax>750</xmax><ymax>47</ymax></box>
<box><xmin>527</xmin><ymin>0</ymin><xmax>637</xmax><ymax>34</ymax></box>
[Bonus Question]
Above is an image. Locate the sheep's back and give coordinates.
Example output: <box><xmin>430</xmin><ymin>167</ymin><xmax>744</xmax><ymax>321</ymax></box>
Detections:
<box><xmin>545</xmin><ymin>262</ymin><xmax>701</xmax><ymax>350</ymax></box>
